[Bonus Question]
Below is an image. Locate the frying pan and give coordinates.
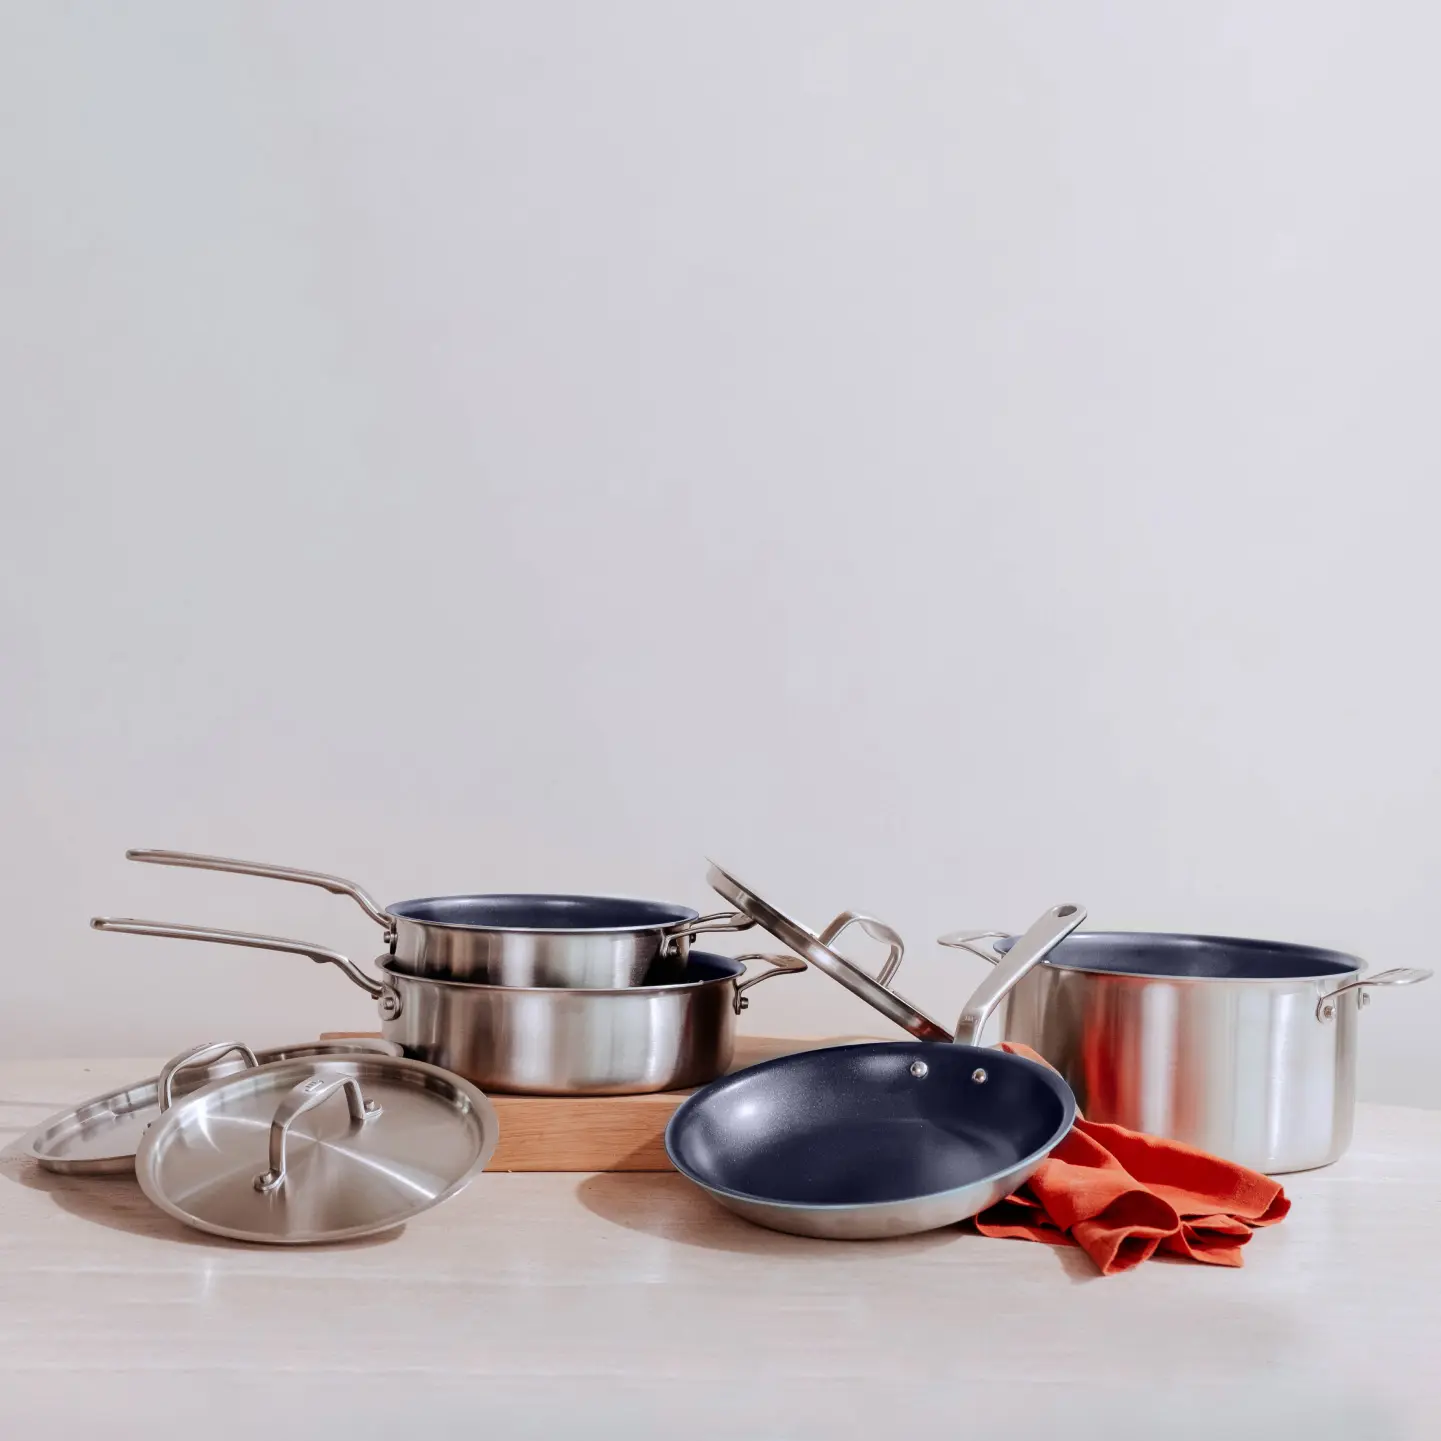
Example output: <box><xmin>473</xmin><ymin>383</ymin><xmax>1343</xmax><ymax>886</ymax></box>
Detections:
<box><xmin>665</xmin><ymin>902</ymin><xmax>1085</xmax><ymax>1239</ymax></box>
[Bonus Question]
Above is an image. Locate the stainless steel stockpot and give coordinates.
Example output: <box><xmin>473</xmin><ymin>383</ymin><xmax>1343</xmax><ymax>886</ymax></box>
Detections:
<box><xmin>941</xmin><ymin>929</ymin><xmax>1433</xmax><ymax>1173</ymax></box>
<box><xmin>91</xmin><ymin>918</ymin><xmax>805</xmax><ymax>1095</ymax></box>
<box><xmin>125</xmin><ymin>849</ymin><xmax>753</xmax><ymax>987</ymax></box>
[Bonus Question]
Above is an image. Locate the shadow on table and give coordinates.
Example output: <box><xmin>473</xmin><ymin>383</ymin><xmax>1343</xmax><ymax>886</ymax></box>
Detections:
<box><xmin>0</xmin><ymin>1135</ymin><xmax>403</xmax><ymax>1251</ymax></box>
<box><xmin>573</xmin><ymin>1171</ymin><xmax>1101</xmax><ymax>1278</ymax></box>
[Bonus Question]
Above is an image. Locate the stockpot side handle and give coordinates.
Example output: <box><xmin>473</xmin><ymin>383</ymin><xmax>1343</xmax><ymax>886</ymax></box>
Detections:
<box><xmin>732</xmin><ymin>953</ymin><xmax>807</xmax><ymax>1014</ymax></box>
<box><xmin>253</xmin><ymin>1075</ymin><xmax>381</xmax><ymax>1193</ymax></box>
<box><xmin>952</xmin><ymin>903</ymin><xmax>1087</xmax><ymax>1047</ymax></box>
<box><xmin>818</xmin><ymin>912</ymin><xmax>906</xmax><ymax>986</ymax></box>
<box><xmin>1316</xmin><ymin>967</ymin><xmax>1433</xmax><ymax>1021</ymax></box>
<box><xmin>125</xmin><ymin>850</ymin><xmax>392</xmax><ymax>932</ymax></box>
<box><xmin>90</xmin><ymin>918</ymin><xmax>387</xmax><ymax>1000</ymax></box>
<box><xmin>157</xmin><ymin>1041</ymin><xmax>260</xmax><ymax>1111</ymax></box>
<box><xmin>937</xmin><ymin>930</ymin><xmax>1009</xmax><ymax>966</ymax></box>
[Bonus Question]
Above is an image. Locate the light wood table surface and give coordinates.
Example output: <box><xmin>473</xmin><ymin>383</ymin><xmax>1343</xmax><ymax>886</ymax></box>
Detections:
<box><xmin>2</xmin><ymin>1058</ymin><xmax>1438</xmax><ymax>1440</ymax></box>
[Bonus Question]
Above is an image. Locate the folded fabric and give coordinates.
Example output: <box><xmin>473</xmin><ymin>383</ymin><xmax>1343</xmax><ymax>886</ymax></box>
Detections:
<box><xmin>972</xmin><ymin>1043</ymin><xmax>1290</xmax><ymax>1274</ymax></box>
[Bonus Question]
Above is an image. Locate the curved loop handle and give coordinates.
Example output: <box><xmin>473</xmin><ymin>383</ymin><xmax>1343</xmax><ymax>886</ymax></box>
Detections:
<box><xmin>126</xmin><ymin>849</ymin><xmax>393</xmax><ymax>932</ymax></box>
<box><xmin>253</xmin><ymin>1074</ymin><xmax>381</xmax><ymax>1193</ymax></box>
<box><xmin>818</xmin><ymin>912</ymin><xmax>905</xmax><ymax>986</ymax></box>
<box><xmin>665</xmin><ymin>910</ymin><xmax>755</xmax><ymax>954</ymax></box>
<box><xmin>91</xmin><ymin>917</ymin><xmax>386</xmax><ymax>1000</ymax></box>
<box><xmin>731</xmin><ymin>953</ymin><xmax>807</xmax><ymax>1014</ymax></box>
<box><xmin>952</xmin><ymin>903</ymin><xmax>1087</xmax><ymax>1047</ymax></box>
<box><xmin>157</xmin><ymin>1041</ymin><xmax>260</xmax><ymax>1112</ymax></box>
<box><xmin>1316</xmin><ymin>966</ymin><xmax>1433</xmax><ymax>1022</ymax></box>
<box><xmin>937</xmin><ymin>930</ymin><xmax>1008</xmax><ymax>965</ymax></box>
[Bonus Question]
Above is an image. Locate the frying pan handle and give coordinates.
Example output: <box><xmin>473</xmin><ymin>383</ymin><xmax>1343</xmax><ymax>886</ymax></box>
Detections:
<box><xmin>90</xmin><ymin>917</ymin><xmax>388</xmax><ymax>1000</ymax></box>
<box><xmin>818</xmin><ymin>912</ymin><xmax>905</xmax><ymax>986</ymax></box>
<box><xmin>125</xmin><ymin>850</ymin><xmax>393</xmax><ymax>933</ymax></box>
<box><xmin>253</xmin><ymin>1075</ymin><xmax>381</xmax><ymax>1194</ymax></box>
<box><xmin>950</xmin><ymin>903</ymin><xmax>1086</xmax><ymax>1047</ymax></box>
<box><xmin>157</xmin><ymin>1040</ymin><xmax>260</xmax><ymax>1111</ymax></box>
<box><xmin>732</xmin><ymin>953</ymin><xmax>807</xmax><ymax>1014</ymax></box>
<box><xmin>1316</xmin><ymin>966</ymin><xmax>1433</xmax><ymax>1021</ymax></box>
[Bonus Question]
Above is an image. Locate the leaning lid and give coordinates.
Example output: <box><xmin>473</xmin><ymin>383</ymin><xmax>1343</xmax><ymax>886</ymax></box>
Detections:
<box><xmin>705</xmin><ymin>861</ymin><xmax>951</xmax><ymax>1041</ymax></box>
<box><xmin>23</xmin><ymin>1038</ymin><xmax>404</xmax><ymax>1176</ymax></box>
<box><xmin>707</xmin><ymin>863</ymin><xmax>1087</xmax><ymax>1047</ymax></box>
<box><xmin>134</xmin><ymin>1053</ymin><xmax>497</xmax><ymax>1244</ymax></box>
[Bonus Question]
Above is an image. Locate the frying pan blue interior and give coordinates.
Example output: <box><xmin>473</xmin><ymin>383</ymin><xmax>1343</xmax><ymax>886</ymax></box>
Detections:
<box><xmin>999</xmin><ymin>931</ymin><xmax>1360</xmax><ymax>980</ymax></box>
<box><xmin>666</xmin><ymin>1042</ymin><xmax>1073</xmax><ymax>1208</ymax></box>
<box><xmin>386</xmin><ymin>895</ymin><xmax>699</xmax><ymax>931</ymax></box>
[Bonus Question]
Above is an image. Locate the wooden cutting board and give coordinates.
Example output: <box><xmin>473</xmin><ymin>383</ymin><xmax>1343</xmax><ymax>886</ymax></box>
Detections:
<box><xmin>319</xmin><ymin>1032</ymin><xmax>878</xmax><ymax>1171</ymax></box>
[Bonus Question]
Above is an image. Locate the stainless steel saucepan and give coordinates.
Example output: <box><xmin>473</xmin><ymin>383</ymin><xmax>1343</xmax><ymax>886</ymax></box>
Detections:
<box><xmin>940</xmin><ymin>928</ymin><xmax>1433</xmax><ymax>1173</ymax></box>
<box><xmin>90</xmin><ymin>917</ymin><xmax>806</xmax><ymax>1095</ymax></box>
<box><xmin>125</xmin><ymin>848</ymin><xmax>755</xmax><ymax>987</ymax></box>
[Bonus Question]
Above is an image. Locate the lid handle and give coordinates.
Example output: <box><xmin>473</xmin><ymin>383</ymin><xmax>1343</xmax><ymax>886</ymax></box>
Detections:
<box><xmin>157</xmin><ymin>1041</ymin><xmax>260</xmax><ymax>1112</ymax></box>
<box><xmin>952</xmin><ymin>903</ymin><xmax>1087</xmax><ymax>1046</ymax></box>
<box><xmin>126</xmin><ymin>849</ymin><xmax>393</xmax><ymax>932</ymax></box>
<box><xmin>818</xmin><ymin>912</ymin><xmax>906</xmax><ymax>986</ymax></box>
<box><xmin>254</xmin><ymin>1074</ymin><xmax>382</xmax><ymax>1194</ymax></box>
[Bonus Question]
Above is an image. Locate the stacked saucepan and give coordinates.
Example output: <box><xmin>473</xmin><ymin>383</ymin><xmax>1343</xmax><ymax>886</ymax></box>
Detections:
<box><xmin>91</xmin><ymin>849</ymin><xmax>840</xmax><ymax>1094</ymax></box>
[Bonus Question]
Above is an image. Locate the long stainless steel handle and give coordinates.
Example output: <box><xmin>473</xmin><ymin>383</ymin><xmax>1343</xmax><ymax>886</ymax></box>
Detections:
<box><xmin>253</xmin><ymin>1075</ymin><xmax>381</xmax><ymax>1193</ymax></box>
<box><xmin>951</xmin><ymin>903</ymin><xmax>1087</xmax><ymax>1046</ymax></box>
<box><xmin>1316</xmin><ymin>966</ymin><xmax>1433</xmax><ymax>1021</ymax></box>
<box><xmin>91</xmin><ymin>917</ymin><xmax>387</xmax><ymax>1000</ymax></box>
<box><xmin>125</xmin><ymin>849</ymin><xmax>393</xmax><ymax>932</ymax></box>
<box><xmin>157</xmin><ymin>1041</ymin><xmax>260</xmax><ymax>1111</ymax></box>
<box><xmin>732</xmin><ymin>953</ymin><xmax>807</xmax><ymax>1014</ymax></box>
<box><xmin>820</xmin><ymin>912</ymin><xmax>906</xmax><ymax>986</ymax></box>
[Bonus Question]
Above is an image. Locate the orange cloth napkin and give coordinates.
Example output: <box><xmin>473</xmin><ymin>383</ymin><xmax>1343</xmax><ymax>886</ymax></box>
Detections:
<box><xmin>972</xmin><ymin>1043</ymin><xmax>1290</xmax><ymax>1274</ymax></box>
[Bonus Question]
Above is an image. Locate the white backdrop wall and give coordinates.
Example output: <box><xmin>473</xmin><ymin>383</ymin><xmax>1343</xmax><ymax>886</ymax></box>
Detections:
<box><xmin>3</xmin><ymin>3</ymin><xmax>1439</xmax><ymax>1105</ymax></box>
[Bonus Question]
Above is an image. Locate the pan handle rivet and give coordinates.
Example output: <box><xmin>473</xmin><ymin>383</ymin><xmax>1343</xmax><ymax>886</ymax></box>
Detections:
<box><xmin>909</xmin><ymin>1060</ymin><xmax>929</xmax><ymax>1078</ymax></box>
<box><xmin>972</xmin><ymin>1067</ymin><xmax>988</xmax><ymax>1084</ymax></box>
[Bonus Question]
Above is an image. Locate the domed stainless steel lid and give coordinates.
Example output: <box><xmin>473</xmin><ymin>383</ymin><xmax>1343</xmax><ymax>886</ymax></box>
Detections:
<box><xmin>23</xmin><ymin>1037</ymin><xmax>404</xmax><ymax>1175</ymax></box>
<box><xmin>134</xmin><ymin>1053</ymin><xmax>497</xmax><ymax>1244</ymax></box>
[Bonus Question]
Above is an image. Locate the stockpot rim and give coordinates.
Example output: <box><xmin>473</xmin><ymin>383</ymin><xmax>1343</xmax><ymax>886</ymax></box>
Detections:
<box><xmin>377</xmin><ymin>950</ymin><xmax>747</xmax><ymax>996</ymax></box>
<box><xmin>991</xmin><ymin>930</ymin><xmax>1365</xmax><ymax>983</ymax></box>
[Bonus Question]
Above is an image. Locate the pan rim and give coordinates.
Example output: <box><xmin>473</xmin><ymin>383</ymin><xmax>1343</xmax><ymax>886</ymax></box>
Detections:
<box><xmin>384</xmin><ymin>893</ymin><xmax>701</xmax><ymax>934</ymax></box>
<box><xmin>664</xmin><ymin>1041</ymin><xmax>1076</xmax><ymax>1214</ymax></box>
<box><xmin>379</xmin><ymin>949</ymin><xmax>745</xmax><ymax>996</ymax></box>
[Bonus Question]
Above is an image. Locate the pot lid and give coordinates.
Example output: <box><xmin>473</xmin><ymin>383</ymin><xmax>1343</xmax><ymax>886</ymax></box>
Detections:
<box><xmin>134</xmin><ymin>1054</ymin><xmax>497</xmax><ymax>1244</ymax></box>
<box><xmin>705</xmin><ymin>862</ymin><xmax>951</xmax><ymax>1042</ymax></box>
<box><xmin>24</xmin><ymin>1038</ymin><xmax>404</xmax><ymax>1176</ymax></box>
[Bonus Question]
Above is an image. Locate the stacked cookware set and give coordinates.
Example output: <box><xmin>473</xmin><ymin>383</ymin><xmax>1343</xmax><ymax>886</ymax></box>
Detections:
<box><xmin>23</xmin><ymin>847</ymin><xmax>1431</xmax><ymax>1244</ymax></box>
